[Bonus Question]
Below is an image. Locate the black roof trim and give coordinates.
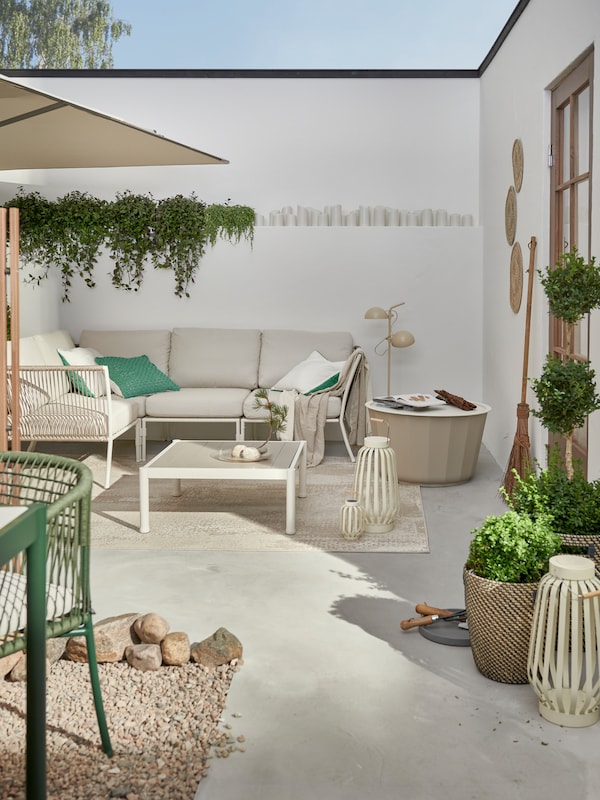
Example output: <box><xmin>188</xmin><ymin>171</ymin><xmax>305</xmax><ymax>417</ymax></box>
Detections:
<box><xmin>2</xmin><ymin>67</ymin><xmax>478</xmax><ymax>79</ymax></box>
<box><xmin>477</xmin><ymin>0</ymin><xmax>530</xmax><ymax>75</ymax></box>
<box><xmin>1</xmin><ymin>1</ymin><xmax>530</xmax><ymax>80</ymax></box>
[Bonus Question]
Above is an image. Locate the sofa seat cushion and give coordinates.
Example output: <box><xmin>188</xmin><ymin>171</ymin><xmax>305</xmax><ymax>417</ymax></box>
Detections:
<box><xmin>17</xmin><ymin>395</ymin><xmax>141</xmax><ymax>440</ymax></box>
<box><xmin>145</xmin><ymin>388</ymin><xmax>250</xmax><ymax>419</ymax></box>
<box><xmin>243</xmin><ymin>390</ymin><xmax>342</xmax><ymax>420</ymax></box>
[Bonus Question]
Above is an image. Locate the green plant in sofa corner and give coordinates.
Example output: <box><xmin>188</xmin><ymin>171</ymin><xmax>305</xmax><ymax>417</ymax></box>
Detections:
<box><xmin>466</xmin><ymin>505</ymin><xmax>561</xmax><ymax>584</ymax></box>
<box><xmin>253</xmin><ymin>388</ymin><xmax>288</xmax><ymax>447</ymax></box>
<box><xmin>531</xmin><ymin>247</ymin><xmax>600</xmax><ymax>478</ymax></box>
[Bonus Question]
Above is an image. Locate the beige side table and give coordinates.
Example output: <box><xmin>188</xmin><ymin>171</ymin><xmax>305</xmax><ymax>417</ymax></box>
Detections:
<box><xmin>365</xmin><ymin>400</ymin><xmax>491</xmax><ymax>485</ymax></box>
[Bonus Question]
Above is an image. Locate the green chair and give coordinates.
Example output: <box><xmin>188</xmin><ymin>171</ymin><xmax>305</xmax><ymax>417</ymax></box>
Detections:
<box><xmin>0</xmin><ymin>451</ymin><xmax>113</xmax><ymax>762</ymax></box>
<box><xmin>0</xmin><ymin>502</ymin><xmax>47</xmax><ymax>800</ymax></box>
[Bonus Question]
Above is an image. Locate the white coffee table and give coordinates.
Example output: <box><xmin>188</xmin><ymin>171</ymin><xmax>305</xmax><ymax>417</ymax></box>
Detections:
<box><xmin>139</xmin><ymin>440</ymin><xmax>307</xmax><ymax>535</ymax></box>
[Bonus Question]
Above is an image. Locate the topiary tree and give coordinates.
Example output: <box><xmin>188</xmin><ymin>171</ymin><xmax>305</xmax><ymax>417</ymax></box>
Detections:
<box><xmin>531</xmin><ymin>248</ymin><xmax>600</xmax><ymax>477</ymax></box>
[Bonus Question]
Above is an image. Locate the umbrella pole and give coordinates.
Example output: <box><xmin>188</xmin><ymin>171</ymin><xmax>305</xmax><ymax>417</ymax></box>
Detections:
<box><xmin>503</xmin><ymin>235</ymin><xmax>537</xmax><ymax>498</ymax></box>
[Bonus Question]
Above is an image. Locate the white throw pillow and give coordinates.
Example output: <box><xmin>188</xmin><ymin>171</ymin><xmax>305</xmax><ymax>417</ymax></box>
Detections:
<box><xmin>272</xmin><ymin>350</ymin><xmax>346</xmax><ymax>395</ymax></box>
<box><xmin>57</xmin><ymin>346</ymin><xmax>107</xmax><ymax>397</ymax></box>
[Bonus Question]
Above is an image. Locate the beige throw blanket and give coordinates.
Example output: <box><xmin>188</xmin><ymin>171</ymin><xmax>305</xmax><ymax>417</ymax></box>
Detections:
<box><xmin>289</xmin><ymin>347</ymin><xmax>370</xmax><ymax>466</ymax></box>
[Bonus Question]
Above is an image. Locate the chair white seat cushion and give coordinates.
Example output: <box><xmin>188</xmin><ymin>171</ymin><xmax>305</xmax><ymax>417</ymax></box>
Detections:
<box><xmin>0</xmin><ymin>570</ymin><xmax>75</xmax><ymax>636</ymax></box>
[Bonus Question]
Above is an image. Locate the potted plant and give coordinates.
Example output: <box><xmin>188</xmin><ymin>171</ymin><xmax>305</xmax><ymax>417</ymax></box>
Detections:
<box><xmin>231</xmin><ymin>389</ymin><xmax>288</xmax><ymax>460</ymax></box>
<box><xmin>531</xmin><ymin>247</ymin><xmax>600</xmax><ymax>478</ymax></box>
<box><xmin>510</xmin><ymin>447</ymin><xmax>600</xmax><ymax>571</ymax></box>
<box><xmin>464</xmin><ymin>505</ymin><xmax>562</xmax><ymax>683</ymax></box>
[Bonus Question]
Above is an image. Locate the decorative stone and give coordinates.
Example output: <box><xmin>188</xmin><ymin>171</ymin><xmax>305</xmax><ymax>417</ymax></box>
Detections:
<box><xmin>0</xmin><ymin>651</ymin><xmax>24</xmax><ymax>679</ymax></box>
<box><xmin>161</xmin><ymin>632</ymin><xmax>191</xmax><ymax>666</ymax></box>
<box><xmin>125</xmin><ymin>643</ymin><xmax>163</xmax><ymax>671</ymax></box>
<box><xmin>191</xmin><ymin>627</ymin><xmax>243</xmax><ymax>667</ymax></box>
<box><xmin>65</xmin><ymin>612</ymin><xmax>141</xmax><ymax>663</ymax></box>
<box><xmin>9</xmin><ymin>655</ymin><xmax>50</xmax><ymax>682</ymax></box>
<box><xmin>47</xmin><ymin>638</ymin><xmax>67</xmax><ymax>665</ymax></box>
<box><xmin>133</xmin><ymin>612</ymin><xmax>170</xmax><ymax>644</ymax></box>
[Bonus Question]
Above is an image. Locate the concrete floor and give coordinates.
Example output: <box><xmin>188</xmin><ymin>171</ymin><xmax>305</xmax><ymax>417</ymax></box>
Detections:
<box><xmin>85</xmin><ymin>442</ymin><xmax>600</xmax><ymax>800</ymax></box>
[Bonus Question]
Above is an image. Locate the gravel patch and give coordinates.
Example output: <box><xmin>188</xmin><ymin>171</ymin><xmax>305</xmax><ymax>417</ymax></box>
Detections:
<box><xmin>0</xmin><ymin>658</ymin><xmax>243</xmax><ymax>799</ymax></box>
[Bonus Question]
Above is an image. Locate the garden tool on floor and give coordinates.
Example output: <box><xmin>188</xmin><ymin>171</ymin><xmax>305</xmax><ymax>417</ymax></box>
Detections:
<box><xmin>400</xmin><ymin>603</ymin><xmax>470</xmax><ymax>647</ymax></box>
<box><xmin>400</xmin><ymin>603</ymin><xmax>466</xmax><ymax>630</ymax></box>
<box><xmin>503</xmin><ymin>235</ymin><xmax>537</xmax><ymax>498</ymax></box>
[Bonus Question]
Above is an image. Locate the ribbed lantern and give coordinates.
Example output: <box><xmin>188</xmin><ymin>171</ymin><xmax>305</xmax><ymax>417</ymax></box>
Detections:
<box><xmin>527</xmin><ymin>554</ymin><xmax>600</xmax><ymax>728</ymax></box>
<box><xmin>352</xmin><ymin>435</ymin><xmax>400</xmax><ymax>533</ymax></box>
<box><xmin>339</xmin><ymin>498</ymin><xmax>364</xmax><ymax>540</ymax></box>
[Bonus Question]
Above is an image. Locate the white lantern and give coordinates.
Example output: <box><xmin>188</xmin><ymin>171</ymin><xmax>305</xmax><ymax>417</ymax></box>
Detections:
<box><xmin>527</xmin><ymin>554</ymin><xmax>600</xmax><ymax>727</ymax></box>
<box><xmin>340</xmin><ymin>499</ymin><xmax>364</xmax><ymax>540</ymax></box>
<box><xmin>352</xmin><ymin>436</ymin><xmax>400</xmax><ymax>533</ymax></box>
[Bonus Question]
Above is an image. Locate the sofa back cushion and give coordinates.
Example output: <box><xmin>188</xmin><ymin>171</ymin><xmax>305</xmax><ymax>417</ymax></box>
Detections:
<box><xmin>78</xmin><ymin>330</ymin><xmax>172</xmax><ymax>374</ymax></box>
<box><xmin>9</xmin><ymin>330</ymin><xmax>75</xmax><ymax>400</ymax></box>
<box><xmin>169</xmin><ymin>328</ymin><xmax>261</xmax><ymax>389</ymax></box>
<box><xmin>259</xmin><ymin>330</ymin><xmax>354</xmax><ymax>389</ymax></box>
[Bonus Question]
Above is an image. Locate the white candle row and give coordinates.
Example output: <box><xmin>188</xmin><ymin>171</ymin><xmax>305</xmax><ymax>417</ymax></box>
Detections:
<box><xmin>254</xmin><ymin>205</ymin><xmax>475</xmax><ymax>227</ymax></box>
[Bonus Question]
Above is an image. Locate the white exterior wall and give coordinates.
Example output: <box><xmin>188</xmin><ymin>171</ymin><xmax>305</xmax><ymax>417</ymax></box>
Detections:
<box><xmin>9</xmin><ymin>0</ymin><xmax>600</xmax><ymax>471</ymax></box>
<box><xmin>5</xmin><ymin>76</ymin><xmax>484</xmax><ymax>404</ymax></box>
<box><xmin>479</xmin><ymin>0</ymin><xmax>600</xmax><ymax>477</ymax></box>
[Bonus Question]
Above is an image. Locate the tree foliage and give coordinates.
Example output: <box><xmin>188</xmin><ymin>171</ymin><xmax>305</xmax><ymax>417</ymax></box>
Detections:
<box><xmin>0</xmin><ymin>1</ymin><xmax>131</xmax><ymax>68</ymax></box>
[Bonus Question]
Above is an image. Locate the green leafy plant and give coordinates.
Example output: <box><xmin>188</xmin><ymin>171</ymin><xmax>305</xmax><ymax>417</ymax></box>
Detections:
<box><xmin>151</xmin><ymin>194</ymin><xmax>208</xmax><ymax>298</ymax></box>
<box><xmin>104</xmin><ymin>191</ymin><xmax>156</xmax><ymax>292</ymax></box>
<box><xmin>205</xmin><ymin>202</ymin><xmax>255</xmax><ymax>247</ymax></box>
<box><xmin>5</xmin><ymin>189</ymin><xmax>254</xmax><ymax>300</ymax></box>
<box><xmin>510</xmin><ymin>447</ymin><xmax>600</xmax><ymax>538</ymax></box>
<box><xmin>466</xmin><ymin>508</ymin><xmax>562</xmax><ymax>583</ymax></box>
<box><xmin>532</xmin><ymin>247</ymin><xmax>600</xmax><ymax>477</ymax></box>
<box><xmin>253</xmin><ymin>388</ymin><xmax>288</xmax><ymax>448</ymax></box>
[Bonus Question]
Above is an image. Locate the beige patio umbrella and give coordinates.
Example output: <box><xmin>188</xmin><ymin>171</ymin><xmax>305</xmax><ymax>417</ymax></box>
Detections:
<box><xmin>0</xmin><ymin>73</ymin><xmax>229</xmax><ymax>449</ymax></box>
<box><xmin>0</xmin><ymin>74</ymin><xmax>228</xmax><ymax>168</ymax></box>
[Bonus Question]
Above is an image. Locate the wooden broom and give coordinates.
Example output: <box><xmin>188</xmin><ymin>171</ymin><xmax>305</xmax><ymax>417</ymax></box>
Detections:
<box><xmin>502</xmin><ymin>235</ymin><xmax>537</xmax><ymax>498</ymax></box>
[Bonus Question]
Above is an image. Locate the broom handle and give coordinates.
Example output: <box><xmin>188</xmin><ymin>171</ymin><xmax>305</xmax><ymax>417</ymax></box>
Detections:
<box><xmin>521</xmin><ymin>236</ymin><xmax>537</xmax><ymax>404</ymax></box>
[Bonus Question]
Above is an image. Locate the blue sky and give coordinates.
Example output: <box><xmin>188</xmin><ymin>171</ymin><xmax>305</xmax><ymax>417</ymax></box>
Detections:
<box><xmin>109</xmin><ymin>0</ymin><xmax>520</xmax><ymax>70</ymax></box>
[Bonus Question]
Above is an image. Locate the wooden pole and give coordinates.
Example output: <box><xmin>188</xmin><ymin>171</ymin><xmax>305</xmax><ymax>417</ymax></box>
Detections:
<box><xmin>0</xmin><ymin>209</ymin><xmax>7</xmax><ymax>450</ymax></box>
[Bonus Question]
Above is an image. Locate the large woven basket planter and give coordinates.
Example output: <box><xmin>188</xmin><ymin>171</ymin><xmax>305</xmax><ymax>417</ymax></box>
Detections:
<box><xmin>559</xmin><ymin>533</ymin><xmax>600</xmax><ymax>573</ymax></box>
<box><xmin>463</xmin><ymin>567</ymin><xmax>538</xmax><ymax>684</ymax></box>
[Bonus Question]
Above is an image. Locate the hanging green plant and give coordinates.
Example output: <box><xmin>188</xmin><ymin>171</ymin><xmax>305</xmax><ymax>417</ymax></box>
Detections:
<box><xmin>104</xmin><ymin>191</ymin><xmax>156</xmax><ymax>292</ymax></box>
<box><xmin>49</xmin><ymin>191</ymin><xmax>108</xmax><ymax>301</ymax></box>
<box><xmin>4</xmin><ymin>188</ymin><xmax>254</xmax><ymax>299</ymax></box>
<box><xmin>151</xmin><ymin>193</ymin><xmax>209</xmax><ymax>298</ymax></box>
<box><xmin>205</xmin><ymin>201</ymin><xmax>255</xmax><ymax>247</ymax></box>
<box><xmin>7</xmin><ymin>189</ymin><xmax>54</xmax><ymax>275</ymax></box>
<box><xmin>12</xmin><ymin>190</ymin><xmax>108</xmax><ymax>301</ymax></box>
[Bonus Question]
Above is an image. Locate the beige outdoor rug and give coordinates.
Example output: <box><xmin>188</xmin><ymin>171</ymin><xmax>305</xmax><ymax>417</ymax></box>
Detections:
<box><xmin>86</xmin><ymin>452</ymin><xmax>429</xmax><ymax>553</ymax></box>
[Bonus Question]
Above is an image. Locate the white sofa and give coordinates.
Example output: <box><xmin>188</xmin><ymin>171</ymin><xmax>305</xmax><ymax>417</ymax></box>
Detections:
<box><xmin>7</xmin><ymin>328</ymin><xmax>368</xmax><ymax>488</ymax></box>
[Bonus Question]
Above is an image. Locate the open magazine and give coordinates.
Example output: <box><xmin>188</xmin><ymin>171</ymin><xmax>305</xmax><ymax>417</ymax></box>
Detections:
<box><xmin>372</xmin><ymin>393</ymin><xmax>447</xmax><ymax>410</ymax></box>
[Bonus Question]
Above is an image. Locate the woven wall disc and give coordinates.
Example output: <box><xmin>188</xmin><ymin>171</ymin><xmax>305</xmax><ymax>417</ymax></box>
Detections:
<box><xmin>505</xmin><ymin>185</ymin><xmax>517</xmax><ymax>245</ymax></box>
<box><xmin>510</xmin><ymin>241</ymin><xmax>523</xmax><ymax>313</ymax></box>
<box><xmin>512</xmin><ymin>139</ymin><xmax>524</xmax><ymax>192</ymax></box>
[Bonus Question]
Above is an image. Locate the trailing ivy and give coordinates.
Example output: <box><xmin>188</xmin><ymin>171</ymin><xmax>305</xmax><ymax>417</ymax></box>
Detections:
<box><xmin>151</xmin><ymin>194</ymin><xmax>208</xmax><ymax>298</ymax></box>
<box><xmin>205</xmin><ymin>201</ymin><xmax>255</xmax><ymax>247</ymax></box>
<box><xmin>105</xmin><ymin>191</ymin><xmax>156</xmax><ymax>292</ymax></box>
<box><xmin>4</xmin><ymin>189</ymin><xmax>254</xmax><ymax>300</ymax></box>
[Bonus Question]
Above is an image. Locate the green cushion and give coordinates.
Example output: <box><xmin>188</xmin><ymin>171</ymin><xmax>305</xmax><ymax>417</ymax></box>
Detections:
<box><xmin>95</xmin><ymin>355</ymin><xmax>180</xmax><ymax>398</ymax></box>
<box><xmin>305</xmin><ymin>372</ymin><xmax>340</xmax><ymax>394</ymax></box>
<box><xmin>58</xmin><ymin>347</ymin><xmax>103</xmax><ymax>397</ymax></box>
